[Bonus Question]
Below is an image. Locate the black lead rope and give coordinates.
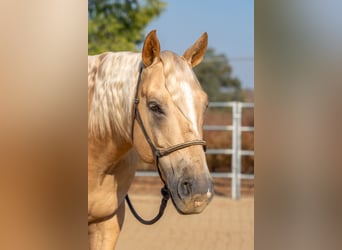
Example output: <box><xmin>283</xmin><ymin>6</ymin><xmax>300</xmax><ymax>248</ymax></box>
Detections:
<box><xmin>125</xmin><ymin>186</ymin><xmax>170</xmax><ymax>225</ymax></box>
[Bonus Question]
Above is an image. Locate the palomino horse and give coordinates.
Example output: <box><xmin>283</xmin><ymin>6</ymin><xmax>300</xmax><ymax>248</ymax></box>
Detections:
<box><xmin>88</xmin><ymin>30</ymin><xmax>214</xmax><ymax>249</ymax></box>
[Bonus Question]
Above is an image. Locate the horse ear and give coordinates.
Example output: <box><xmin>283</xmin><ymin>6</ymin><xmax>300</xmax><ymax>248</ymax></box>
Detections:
<box><xmin>142</xmin><ymin>30</ymin><xmax>160</xmax><ymax>67</ymax></box>
<box><xmin>182</xmin><ymin>32</ymin><xmax>208</xmax><ymax>68</ymax></box>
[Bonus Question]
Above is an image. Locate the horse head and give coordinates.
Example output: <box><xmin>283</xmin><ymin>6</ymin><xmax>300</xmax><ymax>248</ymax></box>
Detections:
<box><xmin>132</xmin><ymin>30</ymin><xmax>213</xmax><ymax>214</ymax></box>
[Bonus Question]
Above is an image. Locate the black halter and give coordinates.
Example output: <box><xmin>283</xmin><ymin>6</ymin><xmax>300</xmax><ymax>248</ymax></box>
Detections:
<box><xmin>125</xmin><ymin>66</ymin><xmax>207</xmax><ymax>225</ymax></box>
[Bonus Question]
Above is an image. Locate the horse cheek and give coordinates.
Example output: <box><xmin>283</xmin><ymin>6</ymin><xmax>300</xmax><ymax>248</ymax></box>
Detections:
<box><xmin>133</xmin><ymin>124</ymin><xmax>154</xmax><ymax>164</ymax></box>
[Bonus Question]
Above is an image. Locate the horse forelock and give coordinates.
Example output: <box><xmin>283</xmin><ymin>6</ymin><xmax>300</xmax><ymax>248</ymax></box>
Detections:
<box><xmin>88</xmin><ymin>52</ymin><xmax>142</xmax><ymax>141</ymax></box>
<box><xmin>160</xmin><ymin>51</ymin><xmax>204</xmax><ymax>136</ymax></box>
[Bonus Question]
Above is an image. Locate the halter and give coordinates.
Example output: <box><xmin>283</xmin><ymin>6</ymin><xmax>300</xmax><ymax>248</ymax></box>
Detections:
<box><xmin>125</xmin><ymin>65</ymin><xmax>207</xmax><ymax>225</ymax></box>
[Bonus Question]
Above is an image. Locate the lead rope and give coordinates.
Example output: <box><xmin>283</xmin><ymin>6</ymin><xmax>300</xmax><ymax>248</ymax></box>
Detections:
<box><xmin>125</xmin><ymin>146</ymin><xmax>170</xmax><ymax>225</ymax></box>
<box><xmin>125</xmin><ymin>186</ymin><xmax>170</xmax><ymax>225</ymax></box>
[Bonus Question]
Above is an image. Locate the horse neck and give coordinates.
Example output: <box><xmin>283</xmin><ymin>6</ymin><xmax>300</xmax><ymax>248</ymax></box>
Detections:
<box><xmin>88</xmin><ymin>52</ymin><xmax>142</xmax><ymax>146</ymax></box>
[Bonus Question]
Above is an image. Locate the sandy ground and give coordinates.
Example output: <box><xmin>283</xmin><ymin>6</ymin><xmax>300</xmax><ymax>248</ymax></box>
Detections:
<box><xmin>116</xmin><ymin>195</ymin><xmax>254</xmax><ymax>250</ymax></box>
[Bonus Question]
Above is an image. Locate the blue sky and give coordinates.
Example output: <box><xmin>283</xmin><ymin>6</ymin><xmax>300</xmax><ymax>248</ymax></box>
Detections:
<box><xmin>143</xmin><ymin>0</ymin><xmax>254</xmax><ymax>89</ymax></box>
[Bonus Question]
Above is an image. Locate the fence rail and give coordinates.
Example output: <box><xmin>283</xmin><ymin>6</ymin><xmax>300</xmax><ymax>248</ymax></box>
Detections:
<box><xmin>205</xmin><ymin>102</ymin><xmax>254</xmax><ymax>199</ymax></box>
<box><xmin>135</xmin><ymin>101</ymin><xmax>254</xmax><ymax>200</ymax></box>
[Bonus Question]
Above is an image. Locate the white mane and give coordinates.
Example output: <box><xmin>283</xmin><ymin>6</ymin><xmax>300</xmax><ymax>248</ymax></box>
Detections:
<box><xmin>88</xmin><ymin>52</ymin><xmax>142</xmax><ymax>141</ymax></box>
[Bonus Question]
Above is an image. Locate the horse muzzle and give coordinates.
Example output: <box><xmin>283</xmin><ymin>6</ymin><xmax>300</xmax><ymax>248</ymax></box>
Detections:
<box><xmin>169</xmin><ymin>174</ymin><xmax>214</xmax><ymax>214</ymax></box>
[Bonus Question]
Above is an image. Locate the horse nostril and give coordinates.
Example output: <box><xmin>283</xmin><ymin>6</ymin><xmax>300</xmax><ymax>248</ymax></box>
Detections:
<box><xmin>183</xmin><ymin>181</ymin><xmax>191</xmax><ymax>195</ymax></box>
<box><xmin>178</xmin><ymin>179</ymin><xmax>192</xmax><ymax>200</ymax></box>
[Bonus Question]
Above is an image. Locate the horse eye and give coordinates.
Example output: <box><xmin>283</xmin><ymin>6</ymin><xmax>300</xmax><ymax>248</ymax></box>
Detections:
<box><xmin>148</xmin><ymin>101</ymin><xmax>164</xmax><ymax>115</ymax></box>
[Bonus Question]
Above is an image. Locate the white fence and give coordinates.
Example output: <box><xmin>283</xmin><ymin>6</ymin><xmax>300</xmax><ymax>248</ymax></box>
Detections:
<box><xmin>204</xmin><ymin>102</ymin><xmax>254</xmax><ymax>199</ymax></box>
<box><xmin>136</xmin><ymin>102</ymin><xmax>254</xmax><ymax>200</ymax></box>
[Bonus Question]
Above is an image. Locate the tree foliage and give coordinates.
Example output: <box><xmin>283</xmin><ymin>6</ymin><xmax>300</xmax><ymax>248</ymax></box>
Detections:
<box><xmin>88</xmin><ymin>0</ymin><xmax>166</xmax><ymax>54</ymax></box>
<box><xmin>194</xmin><ymin>48</ymin><xmax>244</xmax><ymax>102</ymax></box>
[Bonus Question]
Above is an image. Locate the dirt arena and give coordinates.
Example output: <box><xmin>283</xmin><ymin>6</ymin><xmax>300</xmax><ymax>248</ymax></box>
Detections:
<box><xmin>116</xmin><ymin>191</ymin><xmax>254</xmax><ymax>250</ymax></box>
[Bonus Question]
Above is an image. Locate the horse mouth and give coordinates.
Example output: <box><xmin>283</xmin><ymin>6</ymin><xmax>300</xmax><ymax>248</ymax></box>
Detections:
<box><xmin>169</xmin><ymin>193</ymin><xmax>212</xmax><ymax>214</ymax></box>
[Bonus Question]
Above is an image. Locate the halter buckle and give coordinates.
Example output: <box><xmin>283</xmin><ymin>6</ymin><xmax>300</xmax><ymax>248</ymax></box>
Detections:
<box><xmin>155</xmin><ymin>150</ymin><xmax>161</xmax><ymax>157</ymax></box>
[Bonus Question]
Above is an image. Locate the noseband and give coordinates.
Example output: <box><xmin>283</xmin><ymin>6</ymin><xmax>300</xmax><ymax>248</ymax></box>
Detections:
<box><xmin>125</xmin><ymin>65</ymin><xmax>206</xmax><ymax>225</ymax></box>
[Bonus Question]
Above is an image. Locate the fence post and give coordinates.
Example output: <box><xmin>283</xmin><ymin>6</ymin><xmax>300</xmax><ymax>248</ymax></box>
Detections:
<box><xmin>231</xmin><ymin>102</ymin><xmax>237</xmax><ymax>199</ymax></box>
<box><xmin>231</xmin><ymin>102</ymin><xmax>242</xmax><ymax>199</ymax></box>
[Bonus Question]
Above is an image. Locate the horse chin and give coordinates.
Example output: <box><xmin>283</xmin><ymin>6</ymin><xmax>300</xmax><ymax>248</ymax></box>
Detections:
<box><xmin>170</xmin><ymin>195</ymin><xmax>210</xmax><ymax>215</ymax></box>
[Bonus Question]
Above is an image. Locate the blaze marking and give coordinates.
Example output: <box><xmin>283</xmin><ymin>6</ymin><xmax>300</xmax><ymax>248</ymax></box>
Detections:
<box><xmin>180</xmin><ymin>81</ymin><xmax>199</xmax><ymax>136</ymax></box>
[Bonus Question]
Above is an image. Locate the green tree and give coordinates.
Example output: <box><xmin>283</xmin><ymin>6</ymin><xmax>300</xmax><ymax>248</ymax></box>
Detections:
<box><xmin>194</xmin><ymin>48</ymin><xmax>244</xmax><ymax>102</ymax></box>
<box><xmin>88</xmin><ymin>0</ymin><xmax>166</xmax><ymax>54</ymax></box>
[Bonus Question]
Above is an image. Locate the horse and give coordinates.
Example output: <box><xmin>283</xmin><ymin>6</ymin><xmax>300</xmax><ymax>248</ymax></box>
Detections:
<box><xmin>88</xmin><ymin>30</ymin><xmax>214</xmax><ymax>250</ymax></box>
